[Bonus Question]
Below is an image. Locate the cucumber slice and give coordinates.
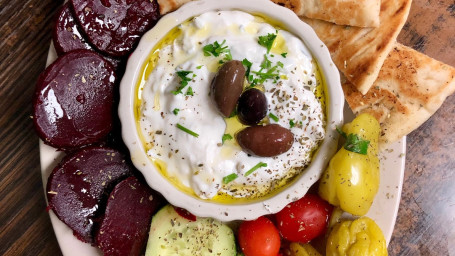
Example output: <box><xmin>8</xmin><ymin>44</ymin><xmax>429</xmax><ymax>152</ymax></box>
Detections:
<box><xmin>145</xmin><ymin>205</ymin><xmax>236</xmax><ymax>256</ymax></box>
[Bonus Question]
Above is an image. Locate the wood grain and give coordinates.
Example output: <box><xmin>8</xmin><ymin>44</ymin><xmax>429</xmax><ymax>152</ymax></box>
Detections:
<box><xmin>0</xmin><ymin>0</ymin><xmax>453</xmax><ymax>255</ymax></box>
<box><xmin>0</xmin><ymin>0</ymin><xmax>63</xmax><ymax>255</ymax></box>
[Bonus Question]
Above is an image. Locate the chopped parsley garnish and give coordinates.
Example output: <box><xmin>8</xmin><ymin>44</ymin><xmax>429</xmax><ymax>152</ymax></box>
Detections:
<box><xmin>196</xmin><ymin>65</ymin><xmax>203</xmax><ymax>69</ymax></box>
<box><xmin>229</xmin><ymin>108</ymin><xmax>238</xmax><ymax>118</ymax></box>
<box><xmin>224</xmin><ymin>50</ymin><xmax>232</xmax><ymax>61</ymax></box>
<box><xmin>176</xmin><ymin>123</ymin><xmax>199</xmax><ymax>138</ymax></box>
<box><xmin>260</xmin><ymin>54</ymin><xmax>272</xmax><ymax>69</ymax></box>
<box><xmin>289</xmin><ymin>119</ymin><xmax>295</xmax><ymax>128</ymax></box>
<box><xmin>244</xmin><ymin>162</ymin><xmax>267</xmax><ymax>177</ymax></box>
<box><xmin>242</xmin><ymin>58</ymin><xmax>253</xmax><ymax>82</ymax></box>
<box><xmin>173</xmin><ymin>108</ymin><xmax>180</xmax><ymax>115</ymax></box>
<box><xmin>244</xmin><ymin>54</ymin><xmax>283</xmax><ymax>87</ymax></box>
<box><xmin>186</xmin><ymin>86</ymin><xmax>194</xmax><ymax>96</ymax></box>
<box><xmin>203</xmin><ymin>40</ymin><xmax>232</xmax><ymax>62</ymax></box>
<box><xmin>222</xmin><ymin>134</ymin><xmax>233</xmax><ymax>144</ymax></box>
<box><xmin>281</xmin><ymin>52</ymin><xmax>287</xmax><ymax>58</ymax></box>
<box><xmin>269</xmin><ymin>112</ymin><xmax>279</xmax><ymax>122</ymax></box>
<box><xmin>172</xmin><ymin>70</ymin><xmax>194</xmax><ymax>95</ymax></box>
<box><xmin>223</xmin><ymin>173</ymin><xmax>238</xmax><ymax>184</ymax></box>
<box><xmin>251</xmin><ymin>65</ymin><xmax>280</xmax><ymax>85</ymax></box>
<box><xmin>258</xmin><ymin>31</ymin><xmax>277</xmax><ymax>53</ymax></box>
<box><xmin>336</xmin><ymin>127</ymin><xmax>370</xmax><ymax>155</ymax></box>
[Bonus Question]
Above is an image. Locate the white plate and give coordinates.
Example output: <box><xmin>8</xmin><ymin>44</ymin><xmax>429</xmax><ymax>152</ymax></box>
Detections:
<box><xmin>40</xmin><ymin>24</ymin><xmax>405</xmax><ymax>256</ymax></box>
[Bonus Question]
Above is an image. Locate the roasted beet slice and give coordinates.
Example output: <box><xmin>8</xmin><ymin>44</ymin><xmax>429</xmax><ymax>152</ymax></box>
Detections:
<box><xmin>46</xmin><ymin>147</ymin><xmax>133</xmax><ymax>243</ymax></box>
<box><xmin>53</xmin><ymin>3</ymin><xmax>125</xmax><ymax>70</ymax></box>
<box><xmin>96</xmin><ymin>176</ymin><xmax>164</xmax><ymax>256</ymax></box>
<box><xmin>33</xmin><ymin>49</ymin><xmax>116</xmax><ymax>150</ymax></box>
<box><xmin>70</xmin><ymin>0</ymin><xmax>160</xmax><ymax>56</ymax></box>
<box><xmin>102</xmin><ymin>54</ymin><xmax>125</xmax><ymax>72</ymax></box>
<box><xmin>53</xmin><ymin>3</ymin><xmax>92</xmax><ymax>56</ymax></box>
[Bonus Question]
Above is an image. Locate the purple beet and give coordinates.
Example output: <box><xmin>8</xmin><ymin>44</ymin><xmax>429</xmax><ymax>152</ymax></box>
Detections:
<box><xmin>52</xmin><ymin>3</ymin><xmax>124</xmax><ymax>70</ymax></box>
<box><xmin>33</xmin><ymin>49</ymin><xmax>116</xmax><ymax>150</ymax></box>
<box><xmin>70</xmin><ymin>0</ymin><xmax>160</xmax><ymax>57</ymax></box>
<box><xmin>46</xmin><ymin>147</ymin><xmax>133</xmax><ymax>244</ymax></box>
<box><xmin>102</xmin><ymin>54</ymin><xmax>125</xmax><ymax>72</ymax></box>
<box><xmin>95</xmin><ymin>176</ymin><xmax>165</xmax><ymax>256</ymax></box>
<box><xmin>53</xmin><ymin>2</ymin><xmax>92</xmax><ymax>56</ymax></box>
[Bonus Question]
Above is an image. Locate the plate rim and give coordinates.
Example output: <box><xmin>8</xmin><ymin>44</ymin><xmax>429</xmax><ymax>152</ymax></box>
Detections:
<box><xmin>39</xmin><ymin>14</ymin><xmax>405</xmax><ymax>256</ymax></box>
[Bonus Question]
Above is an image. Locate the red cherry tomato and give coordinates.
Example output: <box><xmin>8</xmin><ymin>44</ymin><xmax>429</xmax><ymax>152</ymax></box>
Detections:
<box><xmin>174</xmin><ymin>206</ymin><xmax>196</xmax><ymax>221</ymax></box>
<box><xmin>238</xmin><ymin>216</ymin><xmax>281</xmax><ymax>256</ymax></box>
<box><xmin>275</xmin><ymin>194</ymin><xmax>332</xmax><ymax>243</ymax></box>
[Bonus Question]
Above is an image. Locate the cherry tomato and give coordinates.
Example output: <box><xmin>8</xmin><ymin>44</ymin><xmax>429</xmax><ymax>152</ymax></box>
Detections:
<box><xmin>275</xmin><ymin>194</ymin><xmax>332</xmax><ymax>243</ymax></box>
<box><xmin>238</xmin><ymin>216</ymin><xmax>281</xmax><ymax>256</ymax></box>
<box><xmin>173</xmin><ymin>206</ymin><xmax>196</xmax><ymax>221</ymax></box>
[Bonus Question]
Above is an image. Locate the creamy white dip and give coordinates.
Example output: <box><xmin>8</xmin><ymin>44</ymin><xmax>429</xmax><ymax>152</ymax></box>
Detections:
<box><xmin>138</xmin><ymin>11</ymin><xmax>325</xmax><ymax>199</ymax></box>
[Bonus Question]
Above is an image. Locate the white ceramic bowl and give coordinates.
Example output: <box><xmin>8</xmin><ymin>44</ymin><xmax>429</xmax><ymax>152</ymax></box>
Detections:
<box><xmin>119</xmin><ymin>0</ymin><xmax>344</xmax><ymax>221</ymax></box>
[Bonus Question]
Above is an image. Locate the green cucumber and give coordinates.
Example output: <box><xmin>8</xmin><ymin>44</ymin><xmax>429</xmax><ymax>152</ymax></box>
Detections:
<box><xmin>145</xmin><ymin>205</ymin><xmax>236</xmax><ymax>256</ymax></box>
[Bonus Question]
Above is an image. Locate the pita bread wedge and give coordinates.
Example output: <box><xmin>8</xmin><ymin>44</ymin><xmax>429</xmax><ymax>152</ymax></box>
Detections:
<box><xmin>157</xmin><ymin>0</ymin><xmax>191</xmax><ymax>15</ymax></box>
<box><xmin>302</xmin><ymin>0</ymin><xmax>412</xmax><ymax>95</ymax></box>
<box><xmin>270</xmin><ymin>0</ymin><xmax>305</xmax><ymax>16</ymax></box>
<box><xmin>343</xmin><ymin>43</ymin><xmax>455</xmax><ymax>150</ymax></box>
<box><xmin>271</xmin><ymin>0</ymin><xmax>380</xmax><ymax>27</ymax></box>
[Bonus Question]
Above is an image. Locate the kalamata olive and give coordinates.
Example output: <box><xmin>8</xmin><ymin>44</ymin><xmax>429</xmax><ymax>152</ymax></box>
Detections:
<box><xmin>211</xmin><ymin>60</ymin><xmax>246</xmax><ymax>117</ymax></box>
<box><xmin>236</xmin><ymin>124</ymin><xmax>294</xmax><ymax>157</ymax></box>
<box><xmin>237</xmin><ymin>88</ymin><xmax>268</xmax><ymax>125</ymax></box>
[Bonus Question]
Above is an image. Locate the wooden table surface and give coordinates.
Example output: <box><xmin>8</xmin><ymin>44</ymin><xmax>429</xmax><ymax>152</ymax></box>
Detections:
<box><xmin>0</xmin><ymin>0</ymin><xmax>453</xmax><ymax>255</ymax></box>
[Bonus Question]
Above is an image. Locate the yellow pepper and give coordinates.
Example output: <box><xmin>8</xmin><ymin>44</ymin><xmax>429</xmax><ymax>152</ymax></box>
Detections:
<box><xmin>289</xmin><ymin>242</ymin><xmax>322</xmax><ymax>256</ymax></box>
<box><xmin>318</xmin><ymin>113</ymin><xmax>380</xmax><ymax>216</ymax></box>
<box><xmin>326</xmin><ymin>217</ymin><xmax>387</xmax><ymax>256</ymax></box>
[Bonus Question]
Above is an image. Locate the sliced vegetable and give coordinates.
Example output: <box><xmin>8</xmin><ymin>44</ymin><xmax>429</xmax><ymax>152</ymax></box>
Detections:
<box><xmin>70</xmin><ymin>0</ymin><xmax>160</xmax><ymax>56</ymax></box>
<box><xmin>95</xmin><ymin>177</ymin><xmax>164</xmax><ymax>256</ymax></box>
<box><xmin>145</xmin><ymin>205</ymin><xmax>236</xmax><ymax>256</ymax></box>
<box><xmin>319</xmin><ymin>113</ymin><xmax>380</xmax><ymax>216</ymax></box>
<box><xmin>33</xmin><ymin>50</ymin><xmax>116</xmax><ymax>149</ymax></box>
<box><xmin>46</xmin><ymin>147</ymin><xmax>132</xmax><ymax>243</ymax></box>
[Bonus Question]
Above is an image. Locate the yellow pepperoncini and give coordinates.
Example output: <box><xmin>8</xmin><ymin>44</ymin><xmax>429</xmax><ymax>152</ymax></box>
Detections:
<box><xmin>318</xmin><ymin>113</ymin><xmax>380</xmax><ymax>216</ymax></box>
<box><xmin>289</xmin><ymin>242</ymin><xmax>322</xmax><ymax>256</ymax></box>
<box><xmin>326</xmin><ymin>217</ymin><xmax>387</xmax><ymax>256</ymax></box>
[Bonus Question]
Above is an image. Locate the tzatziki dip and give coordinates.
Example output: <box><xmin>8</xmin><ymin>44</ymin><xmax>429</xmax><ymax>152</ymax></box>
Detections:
<box><xmin>136</xmin><ymin>11</ymin><xmax>325</xmax><ymax>200</ymax></box>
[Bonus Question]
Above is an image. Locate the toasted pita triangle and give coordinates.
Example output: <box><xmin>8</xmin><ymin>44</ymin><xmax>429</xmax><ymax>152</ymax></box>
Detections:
<box><xmin>159</xmin><ymin>0</ymin><xmax>381</xmax><ymax>28</ymax></box>
<box><xmin>343</xmin><ymin>43</ymin><xmax>455</xmax><ymax>149</ymax></box>
<box><xmin>271</xmin><ymin>0</ymin><xmax>380</xmax><ymax>27</ymax></box>
<box><xmin>302</xmin><ymin>0</ymin><xmax>412</xmax><ymax>94</ymax></box>
<box><xmin>157</xmin><ymin>0</ymin><xmax>191</xmax><ymax>15</ymax></box>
